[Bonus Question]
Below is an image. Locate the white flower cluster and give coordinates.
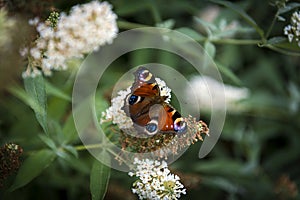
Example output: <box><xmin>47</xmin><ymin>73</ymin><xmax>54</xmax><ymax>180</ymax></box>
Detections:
<box><xmin>100</xmin><ymin>78</ymin><xmax>171</xmax><ymax>129</ymax></box>
<box><xmin>22</xmin><ymin>1</ymin><xmax>118</xmax><ymax>78</ymax></box>
<box><xmin>156</xmin><ymin>78</ymin><xmax>172</xmax><ymax>103</ymax></box>
<box><xmin>128</xmin><ymin>158</ymin><xmax>186</xmax><ymax>200</ymax></box>
<box><xmin>284</xmin><ymin>11</ymin><xmax>300</xmax><ymax>47</ymax></box>
<box><xmin>101</xmin><ymin>87</ymin><xmax>133</xmax><ymax>129</ymax></box>
<box><xmin>185</xmin><ymin>76</ymin><xmax>249</xmax><ymax>112</ymax></box>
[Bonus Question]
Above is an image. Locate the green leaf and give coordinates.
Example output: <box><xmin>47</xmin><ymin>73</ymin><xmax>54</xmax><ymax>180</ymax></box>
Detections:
<box><xmin>265</xmin><ymin>36</ymin><xmax>300</xmax><ymax>55</ymax></box>
<box><xmin>193</xmin><ymin>159</ymin><xmax>250</xmax><ymax>177</ymax></box>
<box><xmin>215</xmin><ymin>62</ymin><xmax>242</xmax><ymax>86</ymax></box>
<box><xmin>62</xmin><ymin>145</ymin><xmax>78</xmax><ymax>158</ymax></box>
<box><xmin>10</xmin><ymin>149</ymin><xmax>56</xmax><ymax>191</ymax></box>
<box><xmin>60</xmin><ymin>153</ymin><xmax>90</xmax><ymax>174</ymax></box>
<box><xmin>175</xmin><ymin>27</ymin><xmax>204</xmax><ymax>41</ymax></box>
<box><xmin>45</xmin><ymin>80</ymin><xmax>71</xmax><ymax>101</ymax></box>
<box><xmin>90</xmin><ymin>152</ymin><xmax>111</xmax><ymax>200</ymax></box>
<box><xmin>204</xmin><ymin>41</ymin><xmax>216</xmax><ymax>58</ymax></box>
<box><xmin>194</xmin><ymin>17</ymin><xmax>217</xmax><ymax>35</ymax></box>
<box><xmin>214</xmin><ymin>26</ymin><xmax>254</xmax><ymax>39</ymax></box>
<box><xmin>266</xmin><ymin>36</ymin><xmax>286</xmax><ymax>45</ymax></box>
<box><xmin>211</xmin><ymin>0</ymin><xmax>264</xmax><ymax>38</ymax></box>
<box><xmin>47</xmin><ymin>120</ymin><xmax>65</xmax><ymax>144</ymax></box>
<box><xmin>24</xmin><ymin>75</ymin><xmax>48</xmax><ymax>134</ymax></box>
<box><xmin>156</xmin><ymin>19</ymin><xmax>175</xmax><ymax>29</ymax></box>
<box><xmin>39</xmin><ymin>135</ymin><xmax>57</xmax><ymax>150</ymax></box>
<box><xmin>115</xmin><ymin>1</ymin><xmax>149</xmax><ymax>16</ymax></box>
<box><xmin>202</xmin><ymin>176</ymin><xmax>239</xmax><ymax>193</ymax></box>
<box><xmin>62</xmin><ymin>114</ymin><xmax>78</xmax><ymax>143</ymax></box>
<box><xmin>278</xmin><ymin>2</ymin><xmax>300</xmax><ymax>15</ymax></box>
<box><xmin>267</xmin><ymin>36</ymin><xmax>300</xmax><ymax>51</ymax></box>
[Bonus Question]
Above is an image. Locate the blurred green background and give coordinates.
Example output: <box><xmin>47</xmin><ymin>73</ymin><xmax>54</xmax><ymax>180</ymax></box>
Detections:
<box><xmin>0</xmin><ymin>0</ymin><xmax>300</xmax><ymax>199</ymax></box>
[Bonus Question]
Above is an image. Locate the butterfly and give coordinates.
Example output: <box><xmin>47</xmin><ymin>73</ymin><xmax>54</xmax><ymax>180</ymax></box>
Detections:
<box><xmin>123</xmin><ymin>67</ymin><xmax>187</xmax><ymax>135</ymax></box>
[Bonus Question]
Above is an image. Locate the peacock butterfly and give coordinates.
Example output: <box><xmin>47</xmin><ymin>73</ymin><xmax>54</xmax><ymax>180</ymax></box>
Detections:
<box><xmin>123</xmin><ymin>67</ymin><xmax>187</xmax><ymax>135</ymax></box>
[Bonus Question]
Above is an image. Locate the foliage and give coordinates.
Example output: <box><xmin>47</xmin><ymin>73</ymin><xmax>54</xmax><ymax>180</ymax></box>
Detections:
<box><xmin>0</xmin><ymin>0</ymin><xmax>300</xmax><ymax>200</ymax></box>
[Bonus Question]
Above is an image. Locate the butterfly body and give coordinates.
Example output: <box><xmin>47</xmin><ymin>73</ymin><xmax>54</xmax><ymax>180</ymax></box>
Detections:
<box><xmin>123</xmin><ymin>67</ymin><xmax>187</xmax><ymax>135</ymax></box>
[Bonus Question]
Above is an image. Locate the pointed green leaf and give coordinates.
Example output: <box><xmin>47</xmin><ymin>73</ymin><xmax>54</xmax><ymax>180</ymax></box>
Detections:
<box><xmin>211</xmin><ymin>0</ymin><xmax>264</xmax><ymax>37</ymax></box>
<box><xmin>90</xmin><ymin>152</ymin><xmax>111</xmax><ymax>200</ymax></box>
<box><xmin>8</xmin><ymin>85</ymin><xmax>35</xmax><ymax>109</ymax></box>
<box><xmin>63</xmin><ymin>145</ymin><xmax>78</xmax><ymax>158</ymax></box>
<box><xmin>60</xmin><ymin>153</ymin><xmax>90</xmax><ymax>174</ymax></box>
<box><xmin>62</xmin><ymin>114</ymin><xmax>78</xmax><ymax>143</ymax></box>
<box><xmin>202</xmin><ymin>176</ymin><xmax>239</xmax><ymax>193</ymax></box>
<box><xmin>175</xmin><ymin>27</ymin><xmax>204</xmax><ymax>41</ymax></box>
<box><xmin>10</xmin><ymin>149</ymin><xmax>56</xmax><ymax>191</ymax></box>
<box><xmin>215</xmin><ymin>62</ymin><xmax>242</xmax><ymax>86</ymax></box>
<box><xmin>267</xmin><ymin>36</ymin><xmax>286</xmax><ymax>45</ymax></box>
<box><xmin>265</xmin><ymin>37</ymin><xmax>300</xmax><ymax>55</ymax></box>
<box><xmin>39</xmin><ymin>135</ymin><xmax>57</xmax><ymax>150</ymax></box>
<box><xmin>24</xmin><ymin>75</ymin><xmax>48</xmax><ymax>134</ymax></box>
<box><xmin>194</xmin><ymin>17</ymin><xmax>217</xmax><ymax>35</ymax></box>
<box><xmin>204</xmin><ymin>41</ymin><xmax>216</xmax><ymax>58</ymax></box>
<box><xmin>278</xmin><ymin>2</ymin><xmax>300</xmax><ymax>15</ymax></box>
<box><xmin>268</xmin><ymin>36</ymin><xmax>300</xmax><ymax>51</ymax></box>
<box><xmin>45</xmin><ymin>80</ymin><xmax>71</xmax><ymax>101</ymax></box>
<box><xmin>193</xmin><ymin>159</ymin><xmax>249</xmax><ymax>177</ymax></box>
<box><xmin>156</xmin><ymin>19</ymin><xmax>175</xmax><ymax>29</ymax></box>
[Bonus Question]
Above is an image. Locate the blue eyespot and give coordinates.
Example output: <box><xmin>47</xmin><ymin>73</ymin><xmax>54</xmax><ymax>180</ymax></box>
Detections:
<box><xmin>146</xmin><ymin>123</ymin><xmax>157</xmax><ymax>133</ymax></box>
<box><xmin>128</xmin><ymin>95</ymin><xmax>138</xmax><ymax>105</ymax></box>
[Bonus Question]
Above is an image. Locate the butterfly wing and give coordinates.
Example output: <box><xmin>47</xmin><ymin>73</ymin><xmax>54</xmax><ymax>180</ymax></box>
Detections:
<box><xmin>123</xmin><ymin>67</ymin><xmax>186</xmax><ymax>135</ymax></box>
<box><xmin>160</xmin><ymin>103</ymin><xmax>187</xmax><ymax>133</ymax></box>
<box><xmin>124</xmin><ymin>67</ymin><xmax>160</xmax><ymax>125</ymax></box>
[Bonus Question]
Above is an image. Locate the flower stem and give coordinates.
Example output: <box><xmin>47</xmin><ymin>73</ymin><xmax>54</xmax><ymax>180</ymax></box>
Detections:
<box><xmin>75</xmin><ymin>143</ymin><xmax>104</xmax><ymax>151</ymax></box>
<box><xmin>106</xmin><ymin>148</ymin><xmax>131</xmax><ymax>167</ymax></box>
<box><xmin>265</xmin><ymin>10</ymin><xmax>279</xmax><ymax>39</ymax></box>
<box><xmin>209</xmin><ymin>38</ymin><xmax>261</xmax><ymax>45</ymax></box>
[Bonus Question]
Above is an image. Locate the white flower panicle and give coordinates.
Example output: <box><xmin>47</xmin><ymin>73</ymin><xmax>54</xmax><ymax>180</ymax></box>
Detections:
<box><xmin>284</xmin><ymin>11</ymin><xmax>300</xmax><ymax>47</ymax></box>
<box><xmin>22</xmin><ymin>1</ymin><xmax>118</xmax><ymax>78</ymax></box>
<box><xmin>186</xmin><ymin>76</ymin><xmax>249</xmax><ymax>112</ymax></box>
<box><xmin>156</xmin><ymin>78</ymin><xmax>172</xmax><ymax>103</ymax></box>
<box><xmin>100</xmin><ymin>78</ymin><xmax>171</xmax><ymax>129</ymax></box>
<box><xmin>100</xmin><ymin>87</ymin><xmax>133</xmax><ymax>129</ymax></box>
<box><xmin>128</xmin><ymin>158</ymin><xmax>186</xmax><ymax>200</ymax></box>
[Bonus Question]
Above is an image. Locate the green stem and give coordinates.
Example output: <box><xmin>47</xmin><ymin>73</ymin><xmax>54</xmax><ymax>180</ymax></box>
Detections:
<box><xmin>106</xmin><ymin>148</ymin><xmax>131</xmax><ymax>168</ymax></box>
<box><xmin>149</xmin><ymin>1</ymin><xmax>162</xmax><ymax>23</ymax></box>
<box><xmin>209</xmin><ymin>38</ymin><xmax>261</xmax><ymax>45</ymax></box>
<box><xmin>75</xmin><ymin>143</ymin><xmax>104</xmax><ymax>151</ymax></box>
<box><xmin>265</xmin><ymin>10</ymin><xmax>279</xmax><ymax>39</ymax></box>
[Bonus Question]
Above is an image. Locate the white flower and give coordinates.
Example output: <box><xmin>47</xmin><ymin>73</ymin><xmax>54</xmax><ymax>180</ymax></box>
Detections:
<box><xmin>129</xmin><ymin>158</ymin><xmax>186</xmax><ymax>200</ymax></box>
<box><xmin>22</xmin><ymin>1</ymin><xmax>118</xmax><ymax>78</ymax></box>
<box><xmin>284</xmin><ymin>11</ymin><xmax>300</xmax><ymax>47</ymax></box>
<box><xmin>28</xmin><ymin>17</ymin><xmax>39</xmax><ymax>26</ymax></box>
<box><xmin>100</xmin><ymin>78</ymin><xmax>172</xmax><ymax>129</ymax></box>
<box><xmin>156</xmin><ymin>78</ymin><xmax>172</xmax><ymax>103</ymax></box>
<box><xmin>186</xmin><ymin>76</ymin><xmax>249</xmax><ymax>112</ymax></box>
<box><xmin>101</xmin><ymin>87</ymin><xmax>133</xmax><ymax>129</ymax></box>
